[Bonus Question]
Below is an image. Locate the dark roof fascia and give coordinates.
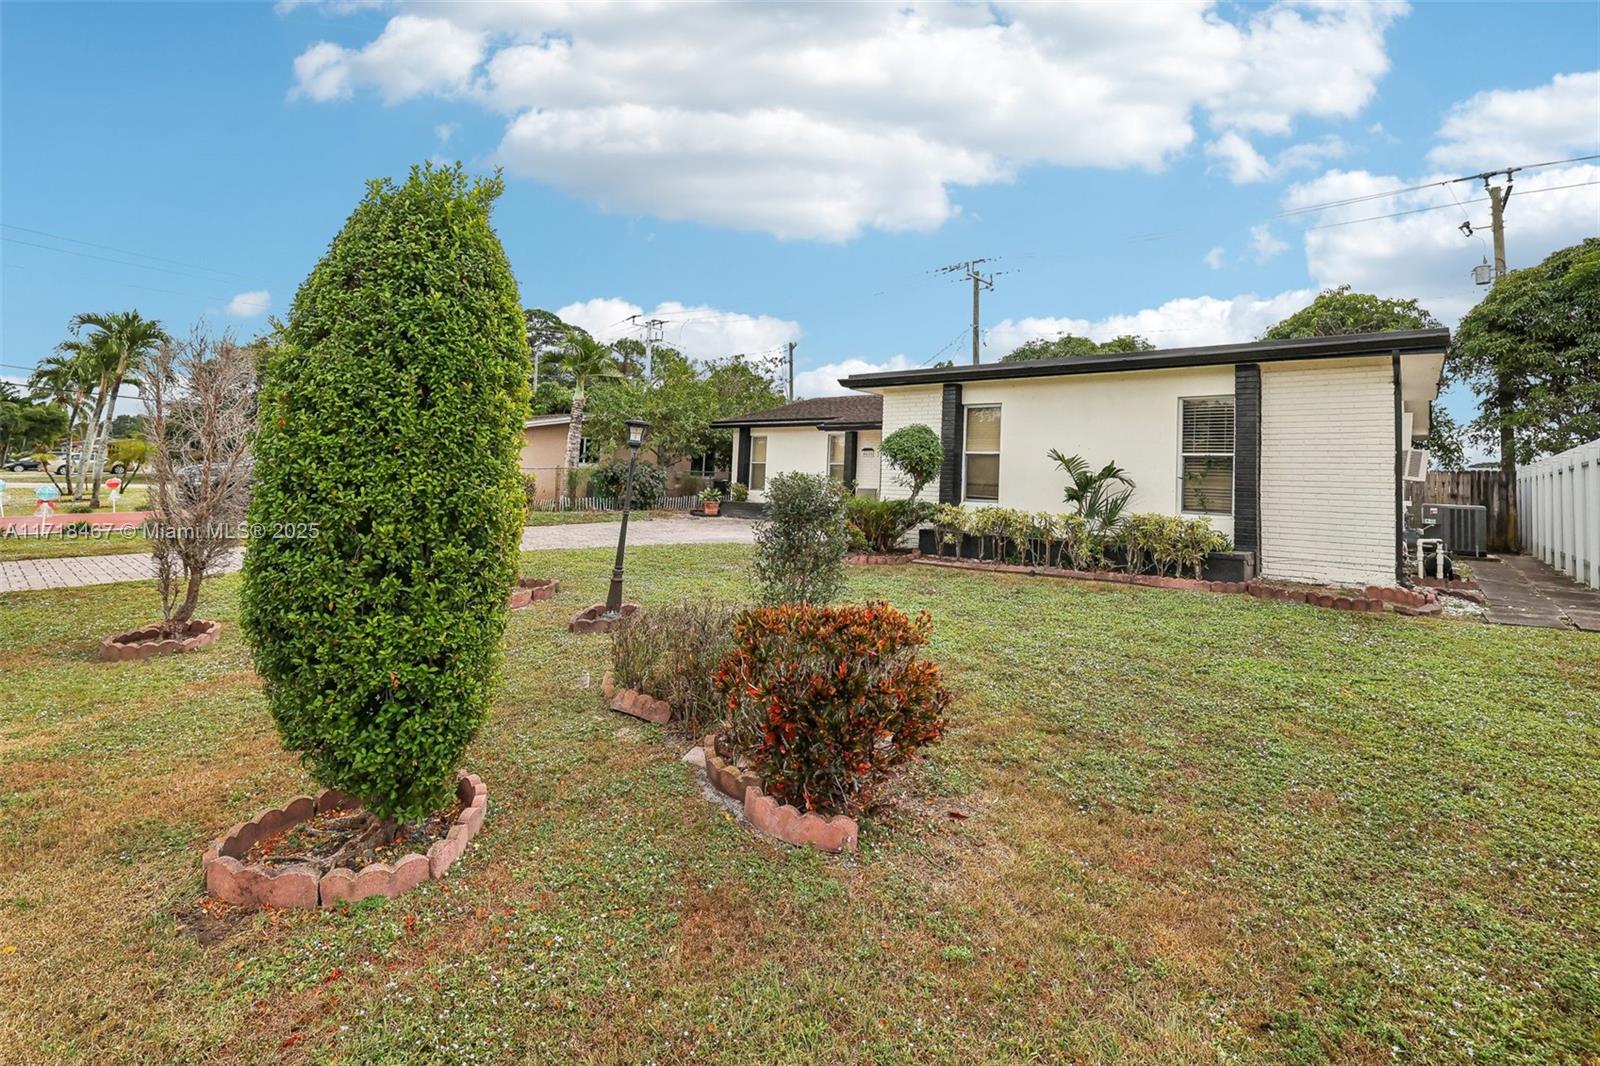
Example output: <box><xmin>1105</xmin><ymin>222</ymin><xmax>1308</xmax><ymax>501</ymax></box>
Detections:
<box><xmin>816</xmin><ymin>420</ymin><xmax>881</xmax><ymax>431</ymax></box>
<box><xmin>709</xmin><ymin>417</ymin><xmax>842</xmax><ymax>429</ymax></box>
<box><xmin>838</xmin><ymin>329</ymin><xmax>1452</xmax><ymax>389</ymax></box>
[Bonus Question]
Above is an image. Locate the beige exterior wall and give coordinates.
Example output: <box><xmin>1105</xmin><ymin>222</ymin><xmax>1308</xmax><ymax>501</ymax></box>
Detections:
<box><xmin>729</xmin><ymin>425</ymin><xmax>883</xmax><ymax>501</ymax></box>
<box><xmin>876</xmin><ymin>368</ymin><xmax>1237</xmax><ymax>537</ymax></box>
<box><xmin>519</xmin><ymin>423</ymin><xmax>569</xmax><ymax>500</ymax></box>
<box><xmin>1259</xmin><ymin>356</ymin><xmax>1396</xmax><ymax>587</ymax></box>
<box><xmin>854</xmin><ymin>429</ymin><xmax>882</xmax><ymax>496</ymax></box>
<box><xmin>878</xmin><ymin>386</ymin><xmax>942</xmax><ymax>501</ymax></box>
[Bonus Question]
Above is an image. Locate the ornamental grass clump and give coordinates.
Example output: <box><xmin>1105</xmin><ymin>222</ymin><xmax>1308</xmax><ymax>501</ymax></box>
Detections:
<box><xmin>241</xmin><ymin>164</ymin><xmax>529</xmax><ymax>844</ymax></box>
<box><xmin>611</xmin><ymin>601</ymin><xmax>737</xmax><ymax>738</ymax></box>
<box><xmin>714</xmin><ymin>601</ymin><xmax>951</xmax><ymax>816</ymax></box>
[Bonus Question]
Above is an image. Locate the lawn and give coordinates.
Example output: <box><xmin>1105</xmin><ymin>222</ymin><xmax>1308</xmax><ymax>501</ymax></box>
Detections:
<box><xmin>0</xmin><ymin>529</ymin><xmax>150</xmax><ymax>562</ymax></box>
<box><xmin>1</xmin><ymin>545</ymin><xmax>1595</xmax><ymax>1064</ymax></box>
<box><xmin>522</xmin><ymin>509</ymin><xmax>686</xmax><ymax>527</ymax></box>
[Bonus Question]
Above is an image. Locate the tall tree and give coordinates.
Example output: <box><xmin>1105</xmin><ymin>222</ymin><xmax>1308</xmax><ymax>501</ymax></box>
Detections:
<box><xmin>525</xmin><ymin>308</ymin><xmax>587</xmax><ymax>392</ymax></box>
<box><xmin>28</xmin><ymin>352</ymin><xmax>95</xmax><ymax>495</ymax></box>
<box><xmin>559</xmin><ymin>333</ymin><xmax>623</xmax><ymax>469</ymax></box>
<box><xmin>1262</xmin><ymin>285</ymin><xmax>1464</xmax><ymax>466</ymax></box>
<box><xmin>64</xmin><ymin>311</ymin><xmax>167</xmax><ymax>505</ymax></box>
<box><xmin>1000</xmin><ymin>333</ymin><xmax>1153</xmax><ymax>362</ymax></box>
<box><xmin>1451</xmin><ymin>238</ymin><xmax>1600</xmax><ymax>546</ymax></box>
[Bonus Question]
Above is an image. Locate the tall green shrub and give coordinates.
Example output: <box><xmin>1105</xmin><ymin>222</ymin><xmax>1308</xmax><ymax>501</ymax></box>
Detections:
<box><xmin>241</xmin><ymin>164</ymin><xmax>530</xmax><ymax>823</ymax></box>
<box><xmin>880</xmin><ymin>423</ymin><xmax>942</xmax><ymax>500</ymax></box>
<box><xmin>751</xmin><ymin>471</ymin><xmax>849</xmax><ymax>604</ymax></box>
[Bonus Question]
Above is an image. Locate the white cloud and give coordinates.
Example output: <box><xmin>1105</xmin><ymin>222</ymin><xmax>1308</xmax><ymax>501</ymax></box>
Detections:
<box><xmin>435</xmin><ymin>122</ymin><xmax>457</xmax><ymax>144</ymax></box>
<box><xmin>799</xmin><ymin>355</ymin><xmax>917</xmax><ymax>398</ymax></box>
<box><xmin>553</xmin><ymin>297</ymin><xmax>802</xmax><ymax>364</ymax></box>
<box><xmin>226</xmin><ymin>290</ymin><xmax>271</xmax><ymax>317</ymax></box>
<box><xmin>1429</xmin><ymin>71</ymin><xmax>1600</xmax><ymax>168</ymax></box>
<box><xmin>1205</xmin><ymin>131</ymin><xmax>1345</xmax><ymax>183</ymax></box>
<box><xmin>1204</xmin><ymin>246</ymin><xmax>1226</xmax><ymax>270</ymax></box>
<box><xmin>288</xmin><ymin>2</ymin><xmax>1406</xmax><ymax>240</ymax></box>
<box><xmin>290</xmin><ymin>15</ymin><xmax>484</xmax><ymax>104</ymax></box>
<box><xmin>1249</xmin><ymin>223</ymin><xmax>1289</xmax><ymax>261</ymax></box>
<box><xmin>987</xmin><ymin>289</ymin><xmax>1314</xmax><ymax>354</ymax></box>
<box><xmin>1284</xmin><ymin>163</ymin><xmax>1600</xmax><ymax>324</ymax></box>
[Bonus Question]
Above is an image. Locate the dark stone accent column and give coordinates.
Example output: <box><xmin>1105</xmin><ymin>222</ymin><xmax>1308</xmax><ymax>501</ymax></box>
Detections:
<box><xmin>938</xmin><ymin>384</ymin><xmax>963</xmax><ymax>504</ymax></box>
<box><xmin>1233</xmin><ymin>364</ymin><xmax>1261</xmax><ymax>573</ymax></box>
<box><xmin>736</xmin><ymin>426</ymin><xmax>752</xmax><ymax>487</ymax></box>
<box><xmin>843</xmin><ymin>430</ymin><xmax>858</xmax><ymax>492</ymax></box>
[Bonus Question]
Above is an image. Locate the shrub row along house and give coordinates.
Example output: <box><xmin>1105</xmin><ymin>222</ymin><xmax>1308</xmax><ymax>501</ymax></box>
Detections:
<box><xmin>718</xmin><ymin>329</ymin><xmax>1448</xmax><ymax>589</ymax></box>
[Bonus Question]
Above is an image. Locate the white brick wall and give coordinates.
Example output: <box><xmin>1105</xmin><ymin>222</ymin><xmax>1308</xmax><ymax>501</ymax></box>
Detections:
<box><xmin>1260</xmin><ymin>358</ymin><xmax>1397</xmax><ymax>587</ymax></box>
<box><xmin>876</xmin><ymin>386</ymin><xmax>942</xmax><ymax>500</ymax></box>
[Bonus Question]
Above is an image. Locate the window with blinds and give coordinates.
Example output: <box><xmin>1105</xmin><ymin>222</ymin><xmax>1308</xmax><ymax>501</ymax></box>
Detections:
<box><xmin>826</xmin><ymin>433</ymin><xmax>846</xmax><ymax>483</ymax></box>
<box><xmin>749</xmin><ymin>435</ymin><xmax>768</xmax><ymax>491</ymax></box>
<box><xmin>1180</xmin><ymin>397</ymin><xmax>1234</xmax><ymax>515</ymax></box>
<box><xmin>964</xmin><ymin>405</ymin><xmax>1001</xmax><ymax>501</ymax></box>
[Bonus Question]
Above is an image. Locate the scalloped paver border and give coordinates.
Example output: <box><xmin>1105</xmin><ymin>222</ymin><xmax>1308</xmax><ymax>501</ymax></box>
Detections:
<box><xmin>98</xmin><ymin>619</ymin><xmax>221</xmax><ymax>662</ymax></box>
<box><xmin>599</xmin><ymin>672</ymin><xmax>672</xmax><ymax>724</ymax></box>
<box><xmin>568</xmin><ymin>602</ymin><xmax>640</xmax><ymax>633</ymax></box>
<box><xmin>507</xmin><ymin>577</ymin><xmax>560</xmax><ymax>609</ymax></box>
<box><xmin>700</xmin><ymin>734</ymin><xmax>858</xmax><ymax>853</ymax></box>
<box><xmin>203</xmin><ymin>772</ymin><xmax>487</xmax><ymax>909</ymax></box>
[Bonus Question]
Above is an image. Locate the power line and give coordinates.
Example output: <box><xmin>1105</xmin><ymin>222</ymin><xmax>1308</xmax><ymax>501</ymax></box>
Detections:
<box><xmin>3</xmin><ymin>260</ymin><xmax>232</xmax><ymax>302</ymax></box>
<box><xmin>0</xmin><ymin>223</ymin><xmax>267</xmax><ymax>283</ymax></box>
<box><xmin>1304</xmin><ymin>179</ymin><xmax>1600</xmax><ymax>231</ymax></box>
<box><xmin>1</xmin><ymin>235</ymin><xmax>257</xmax><ymax>286</ymax></box>
<box><xmin>1274</xmin><ymin>154</ymin><xmax>1599</xmax><ymax>220</ymax></box>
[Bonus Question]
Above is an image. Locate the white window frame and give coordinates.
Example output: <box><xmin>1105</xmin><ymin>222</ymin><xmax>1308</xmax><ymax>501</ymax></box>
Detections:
<box><xmin>825</xmin><ymin>433</ymin><xmax>847</xmax><ymax>484</ymax></box>
<box><xmin>1177</xmin><ymin>395</ymin><xmax>1234</xmax><ymax>517</ymax></box>
<box><xmin>748</xmin><ymin>434</ymin><xmax>768</xmax><ymax>491</ymax></box>
<box><xmin>962</xmin><ymin>404</ymin><xmax>1001</xmax><ymax>503</ymax></box>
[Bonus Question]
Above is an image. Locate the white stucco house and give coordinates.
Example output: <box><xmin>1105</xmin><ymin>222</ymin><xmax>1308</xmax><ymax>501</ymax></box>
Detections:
<box><xmin>719</xmin><ymin>329</ymin><xmax>1448</xmax><ymax>589</ymax></box>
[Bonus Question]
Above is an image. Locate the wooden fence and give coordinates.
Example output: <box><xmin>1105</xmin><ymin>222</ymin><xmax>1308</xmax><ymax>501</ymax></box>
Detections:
<box><xmin>1517</xmin><ymin>439</ymin><xmax>1600</xmax><ymax>589</ymax></box>
<box><xmin>1413</xmin><ymin>469</ymin><xmax>1514</xmax><ymax>551</ymax></box>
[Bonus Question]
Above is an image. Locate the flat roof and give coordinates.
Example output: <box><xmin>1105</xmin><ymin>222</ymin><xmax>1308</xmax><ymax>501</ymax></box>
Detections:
<box><xmin>837</xmin><ymin>328</ymin><xmax>1451</xmax><ymax>389</ymax></box>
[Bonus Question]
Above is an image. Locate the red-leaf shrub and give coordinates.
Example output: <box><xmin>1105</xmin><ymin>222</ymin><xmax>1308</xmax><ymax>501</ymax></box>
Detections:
<box><xmin>713</xmin><ymin>601</ymin><xmax>950</xmax><ymax>816</ymax></box>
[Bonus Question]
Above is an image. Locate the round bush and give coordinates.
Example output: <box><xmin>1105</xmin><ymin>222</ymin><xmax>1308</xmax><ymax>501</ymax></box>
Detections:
<box><xmin>240</xmin><ymin>165</ymin><xmax>531</xmax><ymax>822</ymax></box>
<box><xmin>588</xmin><ymin>456</ymin><xmax>666</xmax><ymax>509</ymax></box>
<box><xmin>880</xmin><ymin>423</ymin><xmax>942</xmax><ymax>501</ymax></box>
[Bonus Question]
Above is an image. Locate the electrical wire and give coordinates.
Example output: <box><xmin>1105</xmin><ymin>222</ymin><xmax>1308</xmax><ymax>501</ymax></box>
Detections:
<box><xmin>1304</xmin><ymin>179</ymin><xmax>1600</xmax><ymax>231</ymax></box>
<box><xmin>0</xmin><ymin>223</ymin><xmax>266</xmax><ymax>283</ymax></box>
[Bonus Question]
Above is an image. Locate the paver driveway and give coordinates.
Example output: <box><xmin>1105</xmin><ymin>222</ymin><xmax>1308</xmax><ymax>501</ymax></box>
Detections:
<box><xmin>0</xmin><ymin>518</ymin><xmax>756</xmax><ymax>592</ymax></box>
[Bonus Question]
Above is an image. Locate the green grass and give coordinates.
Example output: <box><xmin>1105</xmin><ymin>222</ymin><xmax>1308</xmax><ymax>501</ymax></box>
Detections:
<box><xmin>0</xmin><ymin>529</ymin><xmax>151</xmax><ymax>561</ymax></box>
<box><xmin>522</xmin><ymin>509</ymin><xmax>684</xmax><ymax>526</ymax></box>
<box><xmin>1</xmin><ymin>545</ymin><xmax>1596</xmax><ymax>1064</ymax></box>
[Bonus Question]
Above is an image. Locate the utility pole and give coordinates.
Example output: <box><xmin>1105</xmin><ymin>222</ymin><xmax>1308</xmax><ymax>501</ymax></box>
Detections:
<box><xmin>786</xmin><ymin>341</ymin><xmax>797</xmax><ymax>400</ymax></box>
<box><xmin>1483</xmin><ymin>170</ymin><xmax>1517</xmax><ymax>550</ymax></box>
<box><xmin>627</xmin><ymin>315</ymin><xmax>667</xmax><ymax>377</ymax></box>
<box><xmin>936</xmin><ymin>258</ymin><xmax>1000</xmax><ymax>364</ymax></box>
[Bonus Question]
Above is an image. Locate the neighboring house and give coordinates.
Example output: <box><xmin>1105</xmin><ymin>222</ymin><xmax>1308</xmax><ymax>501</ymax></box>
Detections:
<box><xmin>719</xmin><ymin>330</ymin><xmax>1447</xmax><ymax>588</ymax></box>
<box><xmin>713</xmin><ymin>395</ymin><xmax>884</xmax><ymax>502</ymax></box>
<box><xmin>521</xmin><ymin>414</ymin><xmax>720</xmax><ymax>500</ymax></box>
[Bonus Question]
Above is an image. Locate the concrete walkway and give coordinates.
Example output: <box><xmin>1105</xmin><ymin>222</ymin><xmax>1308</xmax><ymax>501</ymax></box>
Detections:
<box><xmin>0</xmin><ymin>517</ymin><xmax>755</xmax><ymax>593</ymax></box>
<box><xmin>1473</xmin><ymin>554</ymin><xmax>1600</xmax><ymax>631</ymax></box>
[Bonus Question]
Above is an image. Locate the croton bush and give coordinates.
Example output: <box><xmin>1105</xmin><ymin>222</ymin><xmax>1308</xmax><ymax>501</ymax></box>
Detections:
<box><xmin>714</xmin><ymin>601</ymin><xmax>950</xmax><ymax>816</ymax></box>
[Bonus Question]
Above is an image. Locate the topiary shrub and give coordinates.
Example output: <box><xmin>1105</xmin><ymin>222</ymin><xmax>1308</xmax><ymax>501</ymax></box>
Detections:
<box><xmin>879</xmin><ymin>423</ymin><xmax>942</xmax><ymax>501</ymax></box>
<box><xmin>241</xmin><ymin>163</ymin><xmax>530</xmax><ymax>827</ymax></box>
<box><xmin>610</xmin><ymin>601</ymin><xmax>736</xmax><ymax>738</ymax></box>
<box><xmin>589</xmin><ymin>456</ymin><xmax>666</xmax><ymax>509</ymax></box>
<box><xmin>714</xmin><ymin>601</ymin><xmax>950</xmax><ymax>815</ymax></box>
<box><xmin>751</xmin><ymin>471</ymin><xmax>849</xmax><ymax>604</ymax></box>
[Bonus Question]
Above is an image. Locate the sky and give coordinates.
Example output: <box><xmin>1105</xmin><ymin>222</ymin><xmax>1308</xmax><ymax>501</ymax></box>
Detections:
<box><xmin>3</xmin><ymin>1</ymin><xmax>1598</xmax><ymax>456</ymax></box>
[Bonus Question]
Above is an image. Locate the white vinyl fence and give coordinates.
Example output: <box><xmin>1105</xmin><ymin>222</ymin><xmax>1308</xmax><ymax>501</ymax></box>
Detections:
<box><xmin>1517</xmin><ymin>438</ymin><xmax>1600</xmax><ymax>589</ymax></box>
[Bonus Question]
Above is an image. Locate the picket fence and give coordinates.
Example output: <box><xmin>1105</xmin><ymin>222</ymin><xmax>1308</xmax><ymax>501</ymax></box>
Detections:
<box><xmin>530</xmin><ymin>494</ymin><xmax>699</xmax><ymax>514</ymax></box>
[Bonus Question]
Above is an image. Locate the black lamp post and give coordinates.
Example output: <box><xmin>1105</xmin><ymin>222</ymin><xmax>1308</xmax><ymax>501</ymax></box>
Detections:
<box><xmin>604</xmin><ymin>418</ymin><xmax>651</xmax><ymax>616</ymax></box>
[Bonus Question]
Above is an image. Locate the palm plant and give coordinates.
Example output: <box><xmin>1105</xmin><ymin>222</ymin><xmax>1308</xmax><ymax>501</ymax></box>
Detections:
<box><xmin>559</xmin><ymin>333</ymin><xmax>622</xmax><ymax>470</ymax></box>
<box><xmin>29</xmin><ymin>353</ymin><xmax>95</xmax><ymax>495</ymax></box>
<box><xmin>1047</xmin><ymin>449</ymin><xmax>1136</xmax><ymax>534</ymax></box>
<box><xmin>66</xmin><ymin>312</ymin><xmax>168</xmax><ymax>505</ymax></box>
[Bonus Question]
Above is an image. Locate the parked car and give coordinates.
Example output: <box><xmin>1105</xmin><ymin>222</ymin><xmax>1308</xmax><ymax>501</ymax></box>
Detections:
<box><xmin>2</xmin><ymin>456</ymin><xmax>43</xmax><ymax>471</ymax></box>
<box><xmin>50</xmin><ymin>454</ymin><xmax>84</xmax><ymax>476</ymax></box>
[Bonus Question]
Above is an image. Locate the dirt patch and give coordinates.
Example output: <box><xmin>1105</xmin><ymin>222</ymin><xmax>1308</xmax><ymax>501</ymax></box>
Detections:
<box><xmin>174</xmin><ymin>897</ymin><xmax>252</xmax><ymax>946</ymax></box>
<box><xmin>245</xmin><ymin>799</ymin><xmax>465</xmax><ymax>875</ymax></box>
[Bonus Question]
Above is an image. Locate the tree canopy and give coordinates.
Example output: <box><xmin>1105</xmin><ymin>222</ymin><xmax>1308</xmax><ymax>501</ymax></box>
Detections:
<box><xmin>1451</xmin><ymin>238</ymin><xmax>1599</xmax><ymax>463</ymax></box>
<box><xmin>1000</xmin><ymin>333</ymin><xmax>1153</xmax><ymax>362</ymax></box>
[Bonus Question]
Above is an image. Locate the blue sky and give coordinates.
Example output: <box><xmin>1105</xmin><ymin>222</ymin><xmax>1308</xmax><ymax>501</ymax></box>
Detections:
<box><xmin>3</xmin><ymin>2</ymin><xmax>1597</xmax><ymax>448</ymax></box>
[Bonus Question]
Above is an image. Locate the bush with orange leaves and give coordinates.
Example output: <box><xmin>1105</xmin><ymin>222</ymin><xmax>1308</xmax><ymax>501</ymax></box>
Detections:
<box><xmin>713</xmin><ymin>601</ymin><xmax>951</xmax><ymax>816</ymax></box>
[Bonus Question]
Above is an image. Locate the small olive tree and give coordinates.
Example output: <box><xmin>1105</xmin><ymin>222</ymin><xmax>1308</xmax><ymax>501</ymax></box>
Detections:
<box><xmin>752</xmin><ymin>472</ymin><xmax>850</xmax><ymax>604</ymax></box>
<box><xmin>142</xmin><ymin>326</ymin><xmax>256</xmax><ymax>634</ymax></box>
<box><xmin>241</xmin><ymin>164</ymin><xmax>530</xmax><ymax>839</ymax></box>
<box><xmin>880</xmin><ymin>423</ymin><xmax>942</xmax><ymax>501</ymax></box>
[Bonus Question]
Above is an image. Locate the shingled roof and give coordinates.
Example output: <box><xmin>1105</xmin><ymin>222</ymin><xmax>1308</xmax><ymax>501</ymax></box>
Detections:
<box><xmin>711</xmin><ymin>393</ymin><xmax>882</xmax><ymax>429</ymax></box>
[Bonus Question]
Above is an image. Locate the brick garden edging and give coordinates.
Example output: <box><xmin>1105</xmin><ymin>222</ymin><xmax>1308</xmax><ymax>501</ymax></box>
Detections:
<box><xmin>507</xmin><ymin>577</ymin><xmax>559</xmax><ymax>609</ymax></box>
<box><xmin>700</xmin><ymin>734</ymin><xmax>858</xmax><ymax>853</ymax></box>
<box><xmin>910</xmin><ymin>556</ymin><xmax>1443</xmax><ymax>617</ymax></box>
<box><xmin>203</xmin><ymin>772</ymin><xmax>487</xmax><ymax>910</ymax></box>
<box><xmin>844</xmin><ymin>550</ymin><xmax>922</xmax><ymax>566</ymax></box>
<box><xmin>599</xmin><ymin>670</ymin><xmax>672</xmax><ymax>724</ymax></box>
<box><xmin>1417</xmin><ymin>575</ymin><xmax>1480</xmax><ymax>592</ymax></box>
<box><xmin>568</xmin><ymin>603</ymin><xmax>640</xmax><ymax>633</ymax></box>
<box><xmin>98</xmin><ymin>619</ymin><xmax>222</xmax><ymax>661</ymax></box>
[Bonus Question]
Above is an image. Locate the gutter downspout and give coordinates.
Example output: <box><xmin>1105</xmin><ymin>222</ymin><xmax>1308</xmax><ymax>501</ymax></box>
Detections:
<box><xmin>1393</xmin><ymin>351</ymin><xmax>1407</xmax><ymax>586</ymax></box>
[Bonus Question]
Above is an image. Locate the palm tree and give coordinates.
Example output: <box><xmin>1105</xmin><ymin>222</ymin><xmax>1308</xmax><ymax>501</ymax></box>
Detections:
<box><xmin>29</xmin><ymin>353</ymin><xmax>95</xmax><ymax>496</ymax></box>
<box><xmin>66</xmin><ymin>311</ymin><xmax>168</xmax><ymax>505</ymax></box>
<box><xmin>559</xmin><ymin>333</ymin><xmax>622</xmax><ymax>472</ymax></box>
<box><xmin>1048</xmin><ymin>449</ymin><xmax>1137</xmax><ymax>534</ymax></box>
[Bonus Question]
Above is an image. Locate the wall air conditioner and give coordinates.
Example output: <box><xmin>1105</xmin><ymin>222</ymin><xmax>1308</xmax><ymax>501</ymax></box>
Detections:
<box><xmin>1403</xmin><ymin>448</ymin><xmax>1429</xmax><ymax>482</ymax></box>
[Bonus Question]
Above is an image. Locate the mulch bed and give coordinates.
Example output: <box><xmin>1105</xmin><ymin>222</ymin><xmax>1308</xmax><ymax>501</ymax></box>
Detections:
<box><xmin>245</xmin><ymin>800</ymin><xmax>464</xmax><ymax>875</ymax></box>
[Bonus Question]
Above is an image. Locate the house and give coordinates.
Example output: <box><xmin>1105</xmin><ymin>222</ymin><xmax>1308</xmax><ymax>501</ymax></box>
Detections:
<box><xmin>520</xmin><ymin>414</ymin><xmax>719</xmax><ymax>501</ymax></box>
<box><xmin>711</xmin><ymin>395</ymin><xmax>884</xmax><ymax>501</ymax></box>
<box><xmin>721</xmin><ymin>329</ymin><xmax>1447</xmax><ymax>588</ymax></box>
